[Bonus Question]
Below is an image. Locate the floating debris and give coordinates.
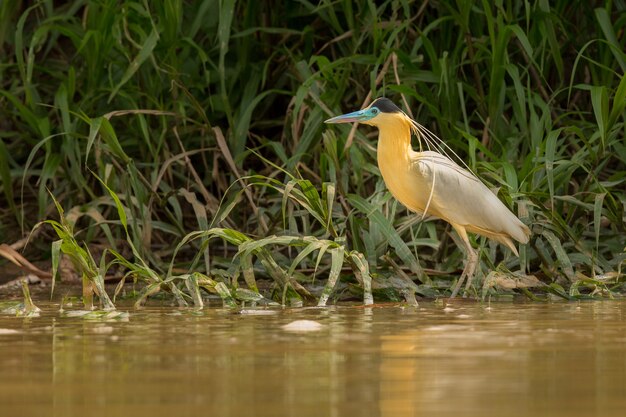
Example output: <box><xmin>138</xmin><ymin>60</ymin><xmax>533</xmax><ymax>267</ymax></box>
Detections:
<box><xmin>0</xmin><ymin>302</ymin><xmax>22</xmax><ymax>315</ymax></box>
<box><xmin>239</xmin><ymin>309</ymin><xmax>279</xmax><ymax>315</ymax></box>
<box><xmin>483</xmin><ymin>271</ymin><xmax>544</xmax><ymax>290</ymax></box>
<box><xmin>62</xmin><ymin>310</ymin><xmax>129</xmax><ymax>321</ymax></box>
<box><xmin>235</xmin><ymin>288</ymin><xmax>280</xmax><ymax>306</ymax></box>
<box><xmin>281</xmin><ymin>320</ymin><xmax>323</xmax><ymax>332</ymax></box>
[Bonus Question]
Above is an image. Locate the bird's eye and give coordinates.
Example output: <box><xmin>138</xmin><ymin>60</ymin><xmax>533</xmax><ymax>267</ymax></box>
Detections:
<box><xmin>371</xmin><ymin>108</ymin><xmax>379</xmax><ymax>115</ymax></box>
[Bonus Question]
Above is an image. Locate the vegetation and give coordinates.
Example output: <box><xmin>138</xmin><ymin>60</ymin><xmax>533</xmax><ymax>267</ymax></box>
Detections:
<box><xmin>0</xmin><ymin>0</ymin><xmax>624</xmax><ymax>308</ymax></box>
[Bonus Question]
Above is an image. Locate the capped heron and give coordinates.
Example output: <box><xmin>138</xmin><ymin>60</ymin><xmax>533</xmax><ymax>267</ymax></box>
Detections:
<box><xmin>325</xmin><ymin>98</ymin><xmax>530</xmax><ymax>298</ymax></box>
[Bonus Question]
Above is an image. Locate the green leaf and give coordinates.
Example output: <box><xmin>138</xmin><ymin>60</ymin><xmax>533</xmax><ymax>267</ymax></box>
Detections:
<box><xmin>184</xmin><ymin>273</ymin><xmax>204</xmax><ymax>308</ymax></box>
<box><xmin>287</xmin><ymin>239</ymin><xmax>328</xmax><ymax>277</ymax></box>
<box><xmin>108</xmin><ymin>28</ymin><xmax>160</xmax><ymax>102</ymax></box>
<box><xmin>93</xmin><ymin>172</ymin><xmax>128</xmax><ymax>230</ymax></box>
<box><xmin>317</xmin><ymin>245</ymin><xmax>345</xmax><ymax>307</ymax></box>
<box><xmin>50</xmin><ymin>239</ymin><xmax>62</xmax><ymax>297</ymax></box>
<box><xmin>541</xmin><ymin>230</ymin><xmax>575</xmax><ymax>281</ymax></box>
<box><xmin>594</xmin><ymin>8</ymin><xmax>626</xmax><ymax>72</ymax></box>
<box><xmin>323</xmin><ymin>182</ymin><xmax>336</xmax><ymax>235</ymax></box>
<box><xmin>609</xmin><ymin>73</ymin><xmax>626</xmax><ymax>128</ymax></box>
<box><xmin>349</xmin><ymin>251</ymin><xmax>373</xmax><ymax>305</ymax></box>
<box><xmin>239</xmin><ymin>254</ymin><xmax>258</xmax><ymax>292</ymax></box>
<box><xmin>348</xmin><ymin>194</ymin><xmax>426</xmax><ymax>282</ymax></box>
<box><xmin>214</xmin><ymin>282</ymin><xmax>237</xmax><ymax>308</ymax></box>
<box><xmin>544</xmin><ymin>128</ymin><xmax>563</xmax><ymax>207</ymax></box>
<box><xmin>593</xmin><ymin>193</ymin><xmax>605</xmax><ymax>252</ymax></box>
<box><xmin>86</xmin><ymin>116</ymin><xmax>103</xmax><ymax>163</ymax></box>
<box><xmin>590</xmin><ymin>86</ymin><xmax>608</xmax><ymax>148</ymax></box>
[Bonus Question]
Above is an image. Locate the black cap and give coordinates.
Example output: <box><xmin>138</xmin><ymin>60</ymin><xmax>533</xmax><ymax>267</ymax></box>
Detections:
<box><xmin>371</xmin><ymin>97</ymin><xmax>401</xmax><ymax>113</ymax></box>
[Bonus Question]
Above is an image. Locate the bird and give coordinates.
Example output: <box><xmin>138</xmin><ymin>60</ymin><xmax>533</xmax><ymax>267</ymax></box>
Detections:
<box><xmin>325</xmin><ymin>97</ymin><xmax>530</xmax><ymax>298</ymax></box>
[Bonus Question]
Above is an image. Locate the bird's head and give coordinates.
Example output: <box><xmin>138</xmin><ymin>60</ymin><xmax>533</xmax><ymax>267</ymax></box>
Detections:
<box><xmin>324</xmin><ymin>97</ymin><xmax>403</xmax><ymax>127</ymax></box>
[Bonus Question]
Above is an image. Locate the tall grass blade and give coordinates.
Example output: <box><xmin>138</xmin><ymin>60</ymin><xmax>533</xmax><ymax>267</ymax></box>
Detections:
<box><xmin>594</xmin><ymin>8</ymin><xmax>626</xmax><ymax>72</ymax></box>
<box><xmin>108</xmin><ymin>28</ymin><xmax>160</xmax><ymax>103</ymax></box>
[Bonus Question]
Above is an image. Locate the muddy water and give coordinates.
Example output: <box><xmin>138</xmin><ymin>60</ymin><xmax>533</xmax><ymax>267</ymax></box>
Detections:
<box><xmin>1</xmin><ymin>300</ymin><xmax>626</xmax><ymax>417</ymax></box>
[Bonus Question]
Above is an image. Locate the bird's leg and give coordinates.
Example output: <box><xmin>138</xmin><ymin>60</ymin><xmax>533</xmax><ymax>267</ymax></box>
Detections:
<box><xmin>450</xmin><ymin>225</ymin><xmax>477</xmax><ymax>298</ymax></box>
<box><xmin>463</xmin><ymin>246</ymin><xmax>478</xmax><ymax>297</ymax></box>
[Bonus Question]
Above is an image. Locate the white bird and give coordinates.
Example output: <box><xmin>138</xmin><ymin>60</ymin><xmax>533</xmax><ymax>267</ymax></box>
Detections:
<box><xmin>326</xmin><ymin>97</ymin><xmax>531</xmax><ymax>297</ymax></box>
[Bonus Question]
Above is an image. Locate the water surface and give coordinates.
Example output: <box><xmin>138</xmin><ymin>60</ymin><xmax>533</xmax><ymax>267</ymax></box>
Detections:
<box><xmin>2</xmin><ymin>300</ymin><xmax>626</xmax><ymax>417</ymax></box>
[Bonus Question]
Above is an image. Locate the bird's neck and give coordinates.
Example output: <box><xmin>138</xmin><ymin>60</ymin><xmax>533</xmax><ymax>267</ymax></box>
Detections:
<box><xmin>375</xmin><ymin>114</ymin><xmax>420</xmax><ymax>212</ymax></box>
<box><xmin>376</xmin><ymin>116</ymin><xmax>413</xmax><ymax>164</ymax></box>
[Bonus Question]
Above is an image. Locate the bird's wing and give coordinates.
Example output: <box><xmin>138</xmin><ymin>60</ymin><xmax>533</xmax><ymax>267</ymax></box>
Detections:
<box><xmin>410</xmin><ymin>151</ymin><xmax>529</xmax><ymax>243</ymax></box>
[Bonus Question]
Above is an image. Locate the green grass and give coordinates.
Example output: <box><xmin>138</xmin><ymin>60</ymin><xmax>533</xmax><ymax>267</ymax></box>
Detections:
<box><xmin>0</xmin><ymin>1</ymin><xmax>624</xmax><ymax>308</ymax></box>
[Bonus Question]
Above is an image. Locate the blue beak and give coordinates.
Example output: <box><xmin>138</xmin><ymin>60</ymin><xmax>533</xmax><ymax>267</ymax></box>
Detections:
<box><xmin>324</xmin><ymin>109</ymin><xmax>369</xmax><ymax>124</ymax></box>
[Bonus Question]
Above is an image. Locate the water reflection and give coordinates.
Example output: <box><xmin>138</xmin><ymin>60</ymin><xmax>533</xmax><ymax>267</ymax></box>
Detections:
<box><xmin>1</xmin><ymin>301</ymin><xmax>626</xmax><ymax>416</ymax></box>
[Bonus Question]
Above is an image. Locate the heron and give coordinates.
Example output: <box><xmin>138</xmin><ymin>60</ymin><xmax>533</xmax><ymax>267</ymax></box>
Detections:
<box><xmin>325</xmin><ymin>97</ymin><xmax>530</xmax><ymax>297</ymax></box>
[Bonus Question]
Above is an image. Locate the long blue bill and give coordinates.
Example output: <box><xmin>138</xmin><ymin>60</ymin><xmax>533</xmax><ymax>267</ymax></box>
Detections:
<box><xmin>324</xmin><ymin>109</ymin><xmax>369</xmax><ymax>124</ymax></box>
